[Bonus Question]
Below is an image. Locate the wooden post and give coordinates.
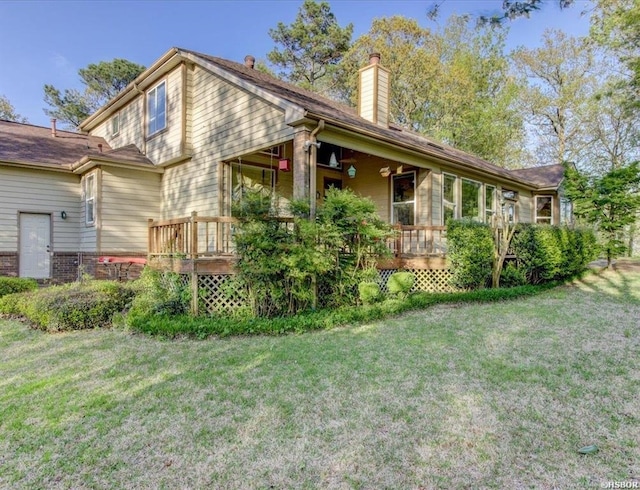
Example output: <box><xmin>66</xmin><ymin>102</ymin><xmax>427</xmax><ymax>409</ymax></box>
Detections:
<box><xmin>190</xmin><ymin>211</ymin><xmax>198</xmax><ymax>259</ymax></box>
<box><xmin>191</xmin><ymin>270</ymin><xmax>199</xmax><ymax>315</ymax></box>
<box><xmin>147</xmin><ymin>218</ymin><xmax>154</xmax><ymax>255</ymax></box>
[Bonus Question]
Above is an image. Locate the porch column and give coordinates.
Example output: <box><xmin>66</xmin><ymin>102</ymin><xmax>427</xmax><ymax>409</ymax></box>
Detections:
<box><xmin>293</xmin><ymin>127</ymin><xmax>311</xmax><ymax>203</ymax></box>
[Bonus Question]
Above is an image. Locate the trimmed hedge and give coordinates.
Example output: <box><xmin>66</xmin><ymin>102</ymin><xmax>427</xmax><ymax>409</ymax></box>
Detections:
<box><xmin>0</xmin><ymin>280</ymin><xmax>134</xmax><ymax>332</ymax></box>
<box><xmin>446</xmin><ymin>219</ymin><xmax>494</xmax><ymax>289</ymax></box>
<box><xmin>511</xmin><ymin>224</ymin><xmax>598</xmax><ymax>284</ymax></box>
<box><xmin>0</xmin><ymin>277</ymin><xmax>38</xmax><ymax>298</ymax></box>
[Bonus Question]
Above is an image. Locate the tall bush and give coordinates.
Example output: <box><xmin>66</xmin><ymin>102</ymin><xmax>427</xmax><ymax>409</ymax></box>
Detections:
<box><xmin>446</xmin><ymin>219</ymin><xmax>494</xmax><ymax>289</ymax></box>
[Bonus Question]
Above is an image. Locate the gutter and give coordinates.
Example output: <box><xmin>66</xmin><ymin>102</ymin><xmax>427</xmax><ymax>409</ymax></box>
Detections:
<box><xmin>70</xmin><ymin>155</ymin><xmax>165</xmax><ymax>174</ymax></box>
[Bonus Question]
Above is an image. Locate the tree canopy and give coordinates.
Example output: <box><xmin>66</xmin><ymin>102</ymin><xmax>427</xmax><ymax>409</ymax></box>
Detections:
<box><xmin>44</xmin><ymin>58</ymin><xmax>145</xmax><ymax>129</ymax></box>
<box><xmin>267</xmin><ymin>0</ymin><xmax>353</xmax><ymax>91</ymax></box>
<box><xmin>0</xmin><ymin>95</ymin><xmax>27</xmax><ymax>123</ymax></box>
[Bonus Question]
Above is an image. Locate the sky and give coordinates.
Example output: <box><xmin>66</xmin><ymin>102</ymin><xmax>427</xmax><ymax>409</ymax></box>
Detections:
<box><xmin>0</xmin><ymin>0</ymin><xmax>593</xmax><ymax>128</ymax></box>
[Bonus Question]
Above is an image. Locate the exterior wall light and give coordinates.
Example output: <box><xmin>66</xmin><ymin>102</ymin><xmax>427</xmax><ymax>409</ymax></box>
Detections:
<box><xmin>61</xmin><ymin>211</ymin><xmax>68</xmax><ymax>220</ymax></box>
<box><xmin>347</xmin><ymin>165</ymin><xmax>356</xmax><ymax>179</ymax></box>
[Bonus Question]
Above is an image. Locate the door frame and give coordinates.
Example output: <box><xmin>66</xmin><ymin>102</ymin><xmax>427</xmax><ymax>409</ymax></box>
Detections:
<box><xmin>18</xmin><ymin>211</ymin><xmax>53</xmax><ymax>279</ymax></box>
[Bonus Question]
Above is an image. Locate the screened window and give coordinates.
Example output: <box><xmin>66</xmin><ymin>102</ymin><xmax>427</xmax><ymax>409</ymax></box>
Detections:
<box><xmin>535</xmin><ymin>196</ymin><xmax>553</xmax><ymax>224</ymax></box>
<box><xmin>231</xmin><ymin>163</ymin><xmax>275</xmax><ymax>215</ymax></box>
<box><xmin>147</xmin><ymin>81</ymin><xmax>166</xmax><ymax>135</ymax></box>
<box><xmin>461</xmin><ymin>178</ymin><xmax>482</xmax><ymax>220</ymax></box>
<box><xmin>111</xmin><ymin>113</ymin><xmax>120</xmax><ymax>136</ymax></box>
<box><xmin>560</xmin><ymin>197</ymin><xmax>572</xmax><ymax>225</ymax></box>
<box><xmin>443</xmin><ymin>174</ymin><xmax>456</xmax><ymax>223</ymax></box>
<box><xmin>485</xmin><ymin>185</ymin><xmax>496</xmax><ymax>223</ymax></box>
<box><xmin>85</xmin><ymin>174</ymin><xmax>96</xmax><ymax>226</ymax></box>
<box><xmin>392</xmin><ymin>173</ymin><xmax>415</xmax><ymax>225</ymax></box>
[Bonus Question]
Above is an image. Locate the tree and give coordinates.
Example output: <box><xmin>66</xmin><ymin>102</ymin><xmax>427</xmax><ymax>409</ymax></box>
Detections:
<box><xmin>267</xmin><ymin>0</ymin><xmax>353</xmax><ymax>91</ymax></box>
<box><xmin>335</xmin><ymin>15</ymin><xmax>525</xmax><ymax>167</ymax></box>
<box><xmin>563</xmin><ymin>161</ymin><xmax>640</xmax><ymax>267</ymax></box>
<box><xmin>0</xmin><ymin>95</ymin><xmax>27</xmax><ymax>123</ymax></box>
<box><xmin>512</xmin><ymin>29</ymin><xmax>599</xmax><ymax>167</ymax></box>
<box><xmin>44</xmin><ymin>58</ymin><xmax>145</xmax><ymax>129</ymax></box>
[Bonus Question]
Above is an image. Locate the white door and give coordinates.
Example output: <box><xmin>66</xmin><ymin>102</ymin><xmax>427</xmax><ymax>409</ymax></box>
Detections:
<box><xmin>19</xmin><ymin>213</ymin><xmax>51</xmax><ymax>279</ymax></box>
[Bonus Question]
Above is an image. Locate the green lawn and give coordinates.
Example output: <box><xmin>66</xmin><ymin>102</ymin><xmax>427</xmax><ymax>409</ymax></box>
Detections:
<box><xmin>1</xmin><ymin>266</ymin><xmax>639</xmax><ymax>489</ymax></box>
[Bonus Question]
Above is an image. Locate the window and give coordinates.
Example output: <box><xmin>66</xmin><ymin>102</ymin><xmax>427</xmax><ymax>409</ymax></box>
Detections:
<box><xmin>392</xmin><ymin>172</ymin><xmax>415</xmax><ymax>225</ymax></box>
<box><xmin>231</xmin><ymin>163</ymin><xmax>275</xmax><ymax>214</ymax></box>
<box><xmin>560</xmin><ymin>197</ymin><xmax>572</xmax><ymax>225</ymax></box>
<box><xmin>147</xmin><ymin>81</ymin><xmax>166</xmax><ymax>135</ymax></box>
<box><xmin>485</xmin><ymin>185</ymin><xmax>496</xmax><ymax>223</ymax></box>
<box><xmin>506</xmin><ymin>201</ymin><xmax>516</xmax><ymax>224</ymax></box>
<box><xmin>461</xmin><ymin>178</ymin><xmax>482</xmax><ymax>221</ymax></box>
<box><xmin>535</xmin><ymin>196</ymin><xmax>553</xmax><ymax>224</ymax></box>
<box><xmin>85</xmin><ymin>173</ymin><xmax>96</xmax><ymax>226</ymax></box>
<box><xmin>111</xmin><ymin>113</ymin><xmax>120</xmax><ymax>136</ymax></box>
<box><xmin>443</xmin><ymin>173</ymin><xmax>457</xmax><ymax>223</ymax></box>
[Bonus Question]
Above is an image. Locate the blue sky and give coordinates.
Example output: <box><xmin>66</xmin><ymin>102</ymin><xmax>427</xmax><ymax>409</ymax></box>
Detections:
<box><xmin>0</xmin><ymin>0</ymin><xmax>592</xmax><ymax>128</ymax></box>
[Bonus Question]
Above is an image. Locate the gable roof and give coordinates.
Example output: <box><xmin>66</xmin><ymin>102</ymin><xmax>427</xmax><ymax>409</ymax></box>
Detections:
<box><xmin>509</xmin><ymin>164</ymin><xmax>565</xmax><ymax>190</ymax></box>
<box><xmin>0</xmin><ymin>119</ymin><xmax>109</xmax><ymax>169</ymax></box>
<box><xmin>182</xmin><ymin>49</ymin><xmax>560</xmax><ymax>189</ymax></box>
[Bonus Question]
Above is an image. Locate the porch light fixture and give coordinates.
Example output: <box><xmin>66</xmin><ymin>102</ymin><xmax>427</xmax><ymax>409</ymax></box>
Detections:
<box><xmin>329</xmin><ymin>152</ymin><xmax>339</xmax><ymax>167</ymax></box>
<box><xmin>61</xmin><ymin>211</ymin><xmax>67</xmax><ymax>220</ymax></box>
<box><xmin>347</xmin><ymin>165</ymin><xmax>356</xmax><ymax>179</ymax></box>
<box><xmin>379</xmin><ymin>166</ymin><xmax>391</xmax><ymax>178</ymax></box>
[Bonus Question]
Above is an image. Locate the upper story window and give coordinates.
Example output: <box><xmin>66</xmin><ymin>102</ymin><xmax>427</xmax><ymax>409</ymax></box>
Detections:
<box><xmin>392</xmin><ymin>172</ymin><xmax>415</xmax><ymax>225</ymax></box>
<box><xmin>147</xmin><ymin>81</ymin><xmax>166</xmax><ymax>136</ymax></box>
<box><xmin>111</xmin><ymin>113</ymin><xmax>120</xmax><ymax>136</ymax></box>
<box><xmin>535</xmin><ymin>196</ymin><xmax>553</xmax><ymax>224</ymax></box>
<box><xmin>85</xmin><ymin>173</ymin><xmax>96</xmax><ymax>226</ymax></box>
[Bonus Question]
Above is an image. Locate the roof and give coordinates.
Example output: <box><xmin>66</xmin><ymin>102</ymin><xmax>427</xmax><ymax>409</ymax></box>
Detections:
<box><xmin>0</xmin><ymin>120</ymin><xmax>155</xmax><ymax>173</ymax></box>
<box><xmin>182</xmin><ymin>49</ymin><xmax>554</xmax><ymax>189</ymax></box>
<box><xmin>0</xmin><ymin>119</ymin><xmax>109</xmax><ymax>168</ymax></box>
<box><xmin>509</xmin><ymin>164</ymin><xmax>565</xmax><ymax>189</ymax></box>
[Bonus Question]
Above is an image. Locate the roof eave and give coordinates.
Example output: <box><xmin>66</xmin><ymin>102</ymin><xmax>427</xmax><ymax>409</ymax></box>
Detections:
<box><xmin>71</xmin><ymin>155</ymin><xmax>164</xmax><ymax>174</ymax></box>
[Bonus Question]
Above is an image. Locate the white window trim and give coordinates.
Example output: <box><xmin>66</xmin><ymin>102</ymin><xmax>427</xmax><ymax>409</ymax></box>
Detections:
<box><xmin>485</xmin><ymin>185</ymin><xmax>496</xmax><ymax>223</ymax></box>
<box><xmin>442</xmin><ymin>173</ymin><xmax>458</xmax><ymax>223</ymax></box>
<box><xmin>85</xmin><ymin>173</ymin><xmax>96</xmax><ymax>227</ymax></box>
<box><xmin>535</xmin><ymin>195</ymin><xmax>554</xmax><ymax>225</ymax></box>
<box><xmin>391</xmin><ymin>171</ymin><xmax>416</xmax><ymax>225</ymax></box>
<box><xmin>461</xmin><ymin>177</ymin><xmax>483</xmax><ymax>221</ymax></box>
<box><xmin>111</xmin><ymin>112</ymin><xmax>120</xmax><ymax>137</ymax></box>
<box><xmin>147</xmin><ymin>80</ymin><xmax>167</xmax><ymax>136</ymax></box>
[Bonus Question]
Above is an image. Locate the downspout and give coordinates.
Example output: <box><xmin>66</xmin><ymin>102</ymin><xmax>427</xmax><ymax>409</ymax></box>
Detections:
<box><xmin>309</xmin><ymin>120</ymin><xmax>325</xmax><ymax>220</ymax></box>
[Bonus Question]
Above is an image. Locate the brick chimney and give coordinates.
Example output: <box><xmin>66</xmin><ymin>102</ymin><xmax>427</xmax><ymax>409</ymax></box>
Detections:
<box><xmin>244</xmin><ymin>55</ymin><xmax>255</xmax><ymax>69</ymax></box>
<box><xmin>51</xmin><ymin>118</ymin><xmax>57</xmax><ymax>137</ymax></box>
<box><xmin>358</xmin><ymin>53</ymin><xmax>390</xmax><ymax>128</ymax></box>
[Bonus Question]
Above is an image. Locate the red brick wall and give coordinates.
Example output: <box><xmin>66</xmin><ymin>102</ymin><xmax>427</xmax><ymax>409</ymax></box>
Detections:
<box><xmin>0</xmin><ymin>253</ymin><xmax>18</xmax><ymax>277</ymax></box>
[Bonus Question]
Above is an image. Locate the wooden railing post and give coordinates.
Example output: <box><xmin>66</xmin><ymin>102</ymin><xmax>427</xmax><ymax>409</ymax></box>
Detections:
<box><xmin>190</xmin><ymin>211</ymin><xmax>198</xmax><ymax>259</ymax></box>
<box><xmin>147</xmin><ymin>219</ymin><xmax>155</xmax><ymax>255</ymax></box>
<box><xmin>394</xmin><ymin>224</ymin><xmax>402</xmax><ymax>258</ymax></box>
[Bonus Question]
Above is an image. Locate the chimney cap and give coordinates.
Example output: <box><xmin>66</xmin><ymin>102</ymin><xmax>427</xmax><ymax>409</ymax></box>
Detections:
<box><xmin>244</xmin><ymin>55</ymin><xmax>255</xmax><ymax>69</ymax></box>
<box><xmin>369</xmin><ymin>53</ymin><xmax>381</xmax><ymax>65</ymax></box>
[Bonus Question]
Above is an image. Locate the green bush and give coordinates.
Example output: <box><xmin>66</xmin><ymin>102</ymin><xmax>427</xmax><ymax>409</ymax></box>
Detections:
<box><xmin>446</xmin><ymin>219</ymin><xmax>494</xmax><ymax>289</ymax></box>
<box><xmin>358</xmin><ymin>281</ymin><xmax>382</xmax><ymax>305</ymax></box>
<box><xmin>0</xmin><ymin>277</ymin><xmax>38</xmax><ymax>297</ymax></box>
<box><xmin>511</xmin><ymin>224</ymin><xmax>598</xmax><ymax>284</ymax></box>
<box><xmin>127</xmin><ymin>268</ymin><xmax>191</xmax><ymax>322</ymax></box>
<box><xmin>500</xmin><ymin>262</ymin><xmax>527</xmax><ymax>288</ymax></box>
<box><xmin>0</xmin><ymin>280</ymin><xmax>134</xmax><ymax>332</ymax></box>
<box><xmin>386</xmin><ymin>272</ymin><xmax>415</xmax><ymax>298</ymax></box>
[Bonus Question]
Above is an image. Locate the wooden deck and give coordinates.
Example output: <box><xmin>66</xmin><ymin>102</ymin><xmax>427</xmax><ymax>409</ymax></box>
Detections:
<box><xmin>147</xmin><ymin>213</ymin><xmax>448</xmax><ymax>273</ymax></box>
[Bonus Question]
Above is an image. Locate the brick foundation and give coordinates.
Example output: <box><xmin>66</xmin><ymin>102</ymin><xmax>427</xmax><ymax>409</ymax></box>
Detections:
<box><xmin>52</xmin><ymin>253</ymin><xmax>80</xmax><ymax>283</ymax></box>
<box><xmin>0</xmin><ymin>253</ymin><xmax>18</xmax><ymax>277</ymax></box>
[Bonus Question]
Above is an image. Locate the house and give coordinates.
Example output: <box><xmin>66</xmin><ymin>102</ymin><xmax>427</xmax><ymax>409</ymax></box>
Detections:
<box><xmin>1</xmin><ymin>47</ymin><xmax>567</xmax><ymax>298</ymax></box>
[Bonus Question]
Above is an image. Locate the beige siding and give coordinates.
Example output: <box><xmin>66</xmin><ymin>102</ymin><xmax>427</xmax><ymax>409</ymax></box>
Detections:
<box><xmin>416</xmin><ymin>168</ymin><xmax>431</xmax><ymax>226</ymax></box>
<box><xmin>92</xmin><ymin>98</ymin><xmax>145</xmax><ymax>153</ymax></box>
<box><xmin>100</xmin><ymin>167</ymin><xmax>161</xmax><ymax>252</ymax></box>
<box><xmin>0</xmin><ymin>167</ymin><xmax>80</xmax><ymax>252</ymax></box>
<box><xmin>519</xmin><ymin>191</ymin><xmax>533</xmax><ymax>223</ymax></box>
<box><xmin>345</xmin><ymin>154</ymin><xmax>390</xmax><ymax>220</ymax></box>
<box><xmin>79</xmin><ymin>171</ymin><xmax>99</xmax><ymax>252</ymax></box>
<box><xmin>359</xmin><ymin>69</ymin><xmax>375</xmax><ymax>122</ymax></box>
<box><xmin>431</xmin><ymin>171</ymin><xmax>443</xmax><ymax>226</ymax></box>
<box><xmin>376</xmin><ymin>68</ymin><xmax>389</xmax><ymax>127</ymax></box>
<box><xmin>146</xmin><ymin>67</ymin><xmax>184</xmax><ymax>163</ymax></box>
<box><xmin>161</xmin><ymin>66</ymin><xmax>292</xmax><ymax>219</ymax></box>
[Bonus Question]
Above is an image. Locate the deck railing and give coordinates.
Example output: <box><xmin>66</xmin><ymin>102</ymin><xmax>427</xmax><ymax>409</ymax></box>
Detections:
<box><xmin>148</xmin><ymin>213</ymin><xmax>447</xmax><ymax>259</ymax></box>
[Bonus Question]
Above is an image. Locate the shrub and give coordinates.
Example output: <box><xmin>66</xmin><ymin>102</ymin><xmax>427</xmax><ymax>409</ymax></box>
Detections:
<box><xmin>0</xmin><ymin>280</ymin><xmax>134</xmax><ymax>332</ymax></box>
<box><xmin>500</xmin><ymin>262</ymin><xmax>527</xmax><ymax>288</ymax></box>
<box><xmin>358</xmin><ymin>281</ymin><xmax>382</xmax><ymax>305</ymax></box>
<box><xmin>446</xmin><ymin>219</ymin><xmax>494</xmax><ymax>289</ymax></box>
<box><xmin>0</xmin><ymin>277</ymin><xmax>38</xmax><ymax>297</ymax></box>
<box><xmin>386</xmin><ymin>272</ymin><xmax>415</xmax><ymax>298</ymax></box>
<box><xmin>127</xmin><ymin>268</ymin><xmax>191</xmax><ymax>321</ymax></box>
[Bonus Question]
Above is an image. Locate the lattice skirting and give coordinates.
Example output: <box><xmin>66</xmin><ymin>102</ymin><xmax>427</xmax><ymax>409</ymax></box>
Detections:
<box><xmin>379</xmin><ymin>268</ymin><xmax>456</xmax><ymax>293</ymax></box>
<box><xmin>195</xmin><ymin>274</ymin><xmax>246</xmax><ymax>315</ymax></box>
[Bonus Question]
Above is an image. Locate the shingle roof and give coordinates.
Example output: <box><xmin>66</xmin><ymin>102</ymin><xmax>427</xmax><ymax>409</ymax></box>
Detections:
<box><xmin>183</xmin><ymin>49</ymin><xmax>556</xmax><ymax>189</ymax></box>
<box><xmin>0</xmin><ymin>119</ymin><xmax>109</xmax><ymax>168</ymax></box>
<box><xmin>84</xmin><ymin>144</ymin><xmax>155</xmax><ymax>167</ymax></box>
<box><xmin>509</xmin><ymin>164</ymin><xmax>565</xmax><ymax>189</ymax></box>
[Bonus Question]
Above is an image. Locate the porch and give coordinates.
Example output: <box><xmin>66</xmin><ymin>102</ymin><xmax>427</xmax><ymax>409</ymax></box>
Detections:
<box><xmin>147</xmin><ymin>212</ymin><xmax>448</xmax><ymax>273</ymax></box>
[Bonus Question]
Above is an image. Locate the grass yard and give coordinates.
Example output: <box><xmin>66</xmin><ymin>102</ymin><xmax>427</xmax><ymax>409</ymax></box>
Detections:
<box><xmin>1</xmin><ymin>265</ymin><xmax>639</xmax><ymax>489</ymax></box>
